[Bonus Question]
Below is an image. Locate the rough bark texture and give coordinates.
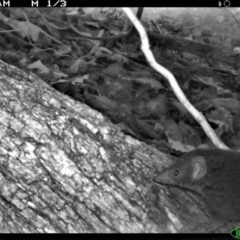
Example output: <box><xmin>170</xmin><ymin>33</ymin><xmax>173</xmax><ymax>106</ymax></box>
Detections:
<box><xmin>0</xmin><ymin>60</ymin><xmax>235</xmax><ymax>233</ymax></box>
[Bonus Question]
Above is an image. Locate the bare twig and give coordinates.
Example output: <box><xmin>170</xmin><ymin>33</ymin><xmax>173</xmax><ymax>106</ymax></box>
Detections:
<box><xmin>122</xmin><ymin>8</ymin><xmax>228</xmax><ymax>150</ymax></box>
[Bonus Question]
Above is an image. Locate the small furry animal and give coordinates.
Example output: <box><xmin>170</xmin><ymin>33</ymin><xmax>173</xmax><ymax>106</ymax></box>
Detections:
<box><xmin>152</xmin><ymin>149</ymin><xmax>240</xmax><ymax>222</ymax></box>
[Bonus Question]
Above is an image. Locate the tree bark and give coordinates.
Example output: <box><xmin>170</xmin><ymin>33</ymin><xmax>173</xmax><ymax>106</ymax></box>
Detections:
<box><xmin>0</xmin><ymin>60</ymin><xmax>234</xmax><ymax>233</ymax></box>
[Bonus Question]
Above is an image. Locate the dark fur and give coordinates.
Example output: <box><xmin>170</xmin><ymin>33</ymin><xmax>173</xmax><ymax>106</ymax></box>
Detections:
<box><xmin>153</xmin><ymin>149</ymin><xmax>240</xmax><ymax>220</ymax></box>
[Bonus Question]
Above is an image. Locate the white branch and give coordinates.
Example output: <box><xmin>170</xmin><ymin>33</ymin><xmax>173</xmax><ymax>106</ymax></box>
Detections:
<box><xmin>122</xmin><ymin>8</ymin><xmax>228</xmax><ymax>150</ymax></box>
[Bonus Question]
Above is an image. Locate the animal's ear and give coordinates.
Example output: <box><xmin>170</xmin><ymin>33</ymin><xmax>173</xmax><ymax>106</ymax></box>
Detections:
<box><xmin>191</xmin><ymin>156</ymin><xmax>207</xmax><ymax>180</ymax></box>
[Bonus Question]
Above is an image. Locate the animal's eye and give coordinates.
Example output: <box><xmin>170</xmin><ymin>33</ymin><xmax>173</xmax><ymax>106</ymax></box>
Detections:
<box><xmin>174</xmin><ymin>170</ymin><xmax>179</xmax><ymax>176</ymax></box>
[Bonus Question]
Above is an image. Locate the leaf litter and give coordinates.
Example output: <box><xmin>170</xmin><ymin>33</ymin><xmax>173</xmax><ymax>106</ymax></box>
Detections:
<box><xmin>1</xmin><ymin>7</ymin><xmax>240</xmax><ymax>155</ymax></box>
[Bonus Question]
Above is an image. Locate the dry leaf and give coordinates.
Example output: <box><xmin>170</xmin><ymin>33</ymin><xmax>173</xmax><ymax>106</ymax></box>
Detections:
<box><xmin>102</xmin><ymin>62</ymin><xmax>123</xmax><ymax>76</ymax></box>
